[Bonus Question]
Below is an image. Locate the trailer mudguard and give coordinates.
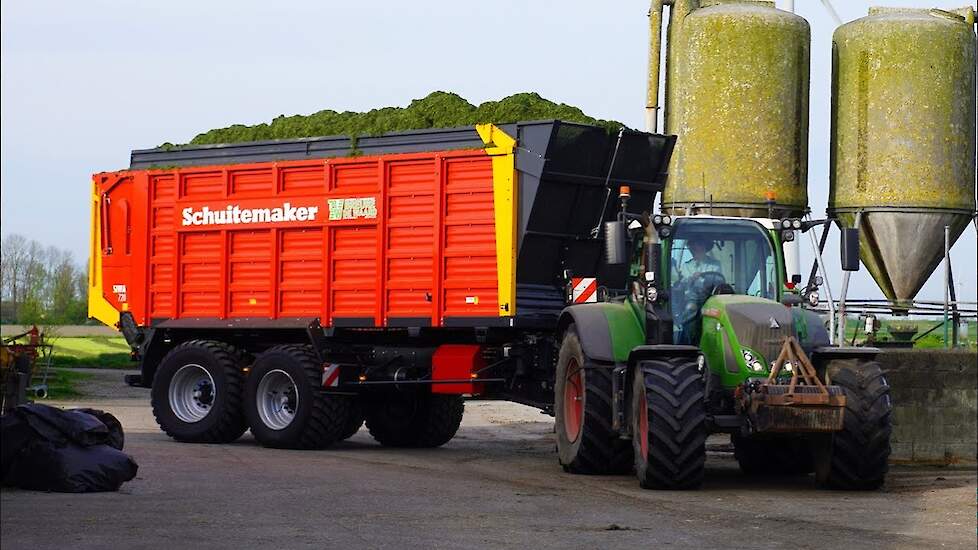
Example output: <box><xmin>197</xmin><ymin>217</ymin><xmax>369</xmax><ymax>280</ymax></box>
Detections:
<box><xmin>557</xmin><ymin>302</ymin><xmax>645</xmax><ymax>363</ymax></box>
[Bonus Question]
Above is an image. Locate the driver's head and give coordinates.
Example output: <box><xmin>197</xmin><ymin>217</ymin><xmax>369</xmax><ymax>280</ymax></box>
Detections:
<box><xmin>689</xmin><ymin>237</ymin><xmax>712</xmax><ymax>257</ymax></box>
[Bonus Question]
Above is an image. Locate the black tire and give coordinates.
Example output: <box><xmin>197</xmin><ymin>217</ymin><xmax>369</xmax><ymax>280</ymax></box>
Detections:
<box><xmin>245</xmin><ymin>345</ymin><xmax>354</xmax><ymax>450</ymax></box>
<box><xmin>815</xmin><ymin>359</ymin><xmax>892</xmax><ymax>490</ymax></box>
<box><xmin>632</xmin><ymin>357</ymin><xmax>706</xmax><ymax>490</ymax></box>
<box><xmin>732</xmin><ymin>435</ymin><xmax>813</xmax><ymax>475</ymax></box>
<box><xmin>366</xmin><ymin>392</ymin><xmax>463</xmax><ymax>448</ymax></box>
<box><xmin>555</xmin><ymin>325</ymin><xmax>632</xmax><ymax>475</ymax></box>
<box><xmin>76</xmin><ymin>408</ymin><xmax>125</xmax><ymax>450</ymax></box>
<box><xmin>339</xmin><ymin>399</ymin><xmax>365</xmax><ymax>441</ymax></box>
<box><xmin>151</xmin><ymin>340</ymin><xmax>247</xmax><ymax>443</ymax></box>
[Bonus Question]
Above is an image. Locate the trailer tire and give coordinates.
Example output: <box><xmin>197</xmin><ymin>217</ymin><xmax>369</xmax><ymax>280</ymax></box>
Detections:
<box><xmin>151</xmin><ymin>340</ymin><xmax>247</xmax><ymax>444</ymax></box>
<box><xmin>732</xmin><ymin>435</ymin><xmax>813</xmax><ymax>475</ymax></box>
<box><xmin>245</xmin><ymin>345</ymin><xmax>353</xmax><ymax>450</ymax></box>
<box><xmin>555</xmin><ymin>325</ymin><xmax>632</xmax><ymax>475</ymax></box>
<box><xmin>339</xmin><ymin>399</ymin><xmax>365</xmax><ymax>441</ymax></box>
<box><xmin>815</xmin><ymin>359</ymin><xmax>891</xmax><ymax>490</ymax></box>
<box><xmin>632</xmin><ymin>357</ymin><xmax>706</xmax><ymax>490</ymax></box>
<box><xmin>366</xmin><ymin>392</ymin><xmax>463</xmax><ymax>448</ymax></box>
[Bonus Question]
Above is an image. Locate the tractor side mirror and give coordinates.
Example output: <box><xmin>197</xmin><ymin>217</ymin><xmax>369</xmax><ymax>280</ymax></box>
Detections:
<box><xmin>841</xmin><ymin>228</ymin><xmax>860</xmax><ymax>272</ymax></box>
<box><xmin>604</xmin><ymin>220</ymin><xmax>628</xmax><ymax>265</ymax></box>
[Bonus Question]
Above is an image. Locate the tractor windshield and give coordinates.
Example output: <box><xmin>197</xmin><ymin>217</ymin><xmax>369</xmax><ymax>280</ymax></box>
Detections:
<box><xmin>668</xmin><ymin>218</ymin><xmax>777</xmax><ymax>344</ymax></box>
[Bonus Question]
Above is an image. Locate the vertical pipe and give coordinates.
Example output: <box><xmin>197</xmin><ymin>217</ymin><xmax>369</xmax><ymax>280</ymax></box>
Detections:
<box><xmin>646</xmin><ymin>0</ymin><xmax>665</xmax><ymax>132</ymax></box>
<box><xmin>786</xmin><ymin>0</ymin><xmax>795</xmax><ymax>13</ymax></box>
<box><xmin>808</xmin><ymin>221</ymin><xmax>835</xmax><ymax>343</ymax></box>
<box><xmin>819</xmin><ymin>0</ymin><xmax>844</xmax><ymax>26</ymax></box>
<box><xmin>942</xmin><ymin>227</ymin><xmax>950</xmax><ymax>347</ymax></box>
<box><xmin>837</xmin><ymin>212</ymin><xmax>861</xmax><ymax>344</ymax></box>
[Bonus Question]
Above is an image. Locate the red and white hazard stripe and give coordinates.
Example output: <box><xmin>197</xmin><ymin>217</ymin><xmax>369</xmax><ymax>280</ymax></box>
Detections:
<box><xmin>571</xmin><ymin>277</ymin><xmax>598</xmax><ymax>304</ymax></box>
<box><xmin>322</xmin><ymin>363</ymin><xmax>341</xmax><ymax>388</ymax></box>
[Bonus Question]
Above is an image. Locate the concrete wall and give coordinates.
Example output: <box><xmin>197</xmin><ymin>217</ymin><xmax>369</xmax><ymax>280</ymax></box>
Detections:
<box><xmin>879</xmin><ymin>349</ymin><xmax>977</xmax><ymax>464</ymax></box>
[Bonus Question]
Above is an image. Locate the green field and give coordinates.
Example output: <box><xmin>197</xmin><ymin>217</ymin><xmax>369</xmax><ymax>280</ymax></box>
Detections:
<box><xmin>49</xmin><ymin>336</ymin><xmax>133</xmax><ymax>368</ymax></box>
<box><xmin>40</xmin><ymin>368</ymin><xmax>93</xmax><ymax>400</ymax></box>
<box><xmin>842</xmin><ymin>318</ymin><xmax>977</xmax><ymax>349</ymax></box>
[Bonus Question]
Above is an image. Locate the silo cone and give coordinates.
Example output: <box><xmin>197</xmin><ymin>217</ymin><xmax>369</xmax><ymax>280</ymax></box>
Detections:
<box><xmin>829</xmin><ymin>7</ymin><xmax>977</xmax><ymax>304</ymax></box>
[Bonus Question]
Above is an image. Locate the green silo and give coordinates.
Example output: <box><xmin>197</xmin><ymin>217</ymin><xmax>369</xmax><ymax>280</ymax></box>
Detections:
<box><xmin>662</xmin><ymin>0</ymin><xmax>810</xmax><ymax>217</ymax></box>
<box><xmin>830</xmin><ymin>7</ymin><xmax>977</xmax><ymax>303</ymax></box>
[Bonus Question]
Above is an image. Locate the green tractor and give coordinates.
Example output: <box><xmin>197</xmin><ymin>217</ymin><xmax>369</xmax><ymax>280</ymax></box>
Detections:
<box><xmin>554</xmin><ymin>197</ymin><xmax>892</xmax><ymax>490</ymax></box>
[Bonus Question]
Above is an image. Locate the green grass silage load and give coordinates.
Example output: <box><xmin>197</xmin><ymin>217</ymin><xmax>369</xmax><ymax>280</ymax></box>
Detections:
<box><xmin>178</xmin><ymin>92</ymin><xmax>624</xmax><ymax>146</ymax></box>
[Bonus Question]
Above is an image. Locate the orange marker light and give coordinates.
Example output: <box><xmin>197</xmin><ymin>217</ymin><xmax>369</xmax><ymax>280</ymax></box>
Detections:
<box><xmin>619</xmin><ymin>185</ymin><xmax>631</xmax><ymax>198</ymax></box>
<box><xmin>765</xmin><ymin>191</ymin><xmax>776</xmax><ymax>202</ymax></box>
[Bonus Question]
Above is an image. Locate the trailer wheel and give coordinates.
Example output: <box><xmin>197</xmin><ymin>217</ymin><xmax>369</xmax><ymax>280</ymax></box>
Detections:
<box><xmin>732</xmin><ymin>435</ymin><xmax>813</xmax><ymax>475</ymax></box>
<box><xmin>151</xmin><ymin>340</ymin><xmax>247</xmax><ymax>443</ymax></box>
<box><xmin>631</xmin><ymin>357</ymin><xmax>706</xmax><ymax>490</ymax></box>
<box><xmin>245</xmin><ymin>345</ymin><xmax>353</xmax><ymax>450</ymax></box>
<box><xmin>339</xmin><ymin>399</ymin><xmax>365</xmax><ymax>441</ymax></box>
<box><xmin>366</xmin><ymin>392</ymin><xmax>463</xmax><ymax>448</ymax></box>
<box><xmin>554</xmin><ymin>325</ymin><xmax>632</xmax><ymax>475</ymax></box>
<box><xmin>815</xmin><ymin>359</ymin><xmax>892</xmax><ymax>490</ymax></box>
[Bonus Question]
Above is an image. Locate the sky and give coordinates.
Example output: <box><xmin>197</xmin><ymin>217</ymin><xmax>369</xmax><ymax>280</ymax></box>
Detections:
<box><xmin>1</xmin><ymin>0</ymin><xmax>975</xmax><ymax>305</ymax></box>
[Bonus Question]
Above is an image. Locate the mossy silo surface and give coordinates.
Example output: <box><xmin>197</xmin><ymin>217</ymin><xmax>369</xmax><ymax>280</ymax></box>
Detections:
<box><xmin>829</xmin><ymin>7</ymin><xmax>977</xmax><ymax>303</ymax></box>
<box><xmin>663</xmin><ymin>1</ymin><xmax>810</xmax><ymax>217</ymax></box>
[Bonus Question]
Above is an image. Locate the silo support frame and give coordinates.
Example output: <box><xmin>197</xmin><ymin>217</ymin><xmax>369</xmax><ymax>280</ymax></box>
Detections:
<box><xmin>837</xmin><ymin>211</ymin><xmax>863</xmax><ymax>344</ymax></box>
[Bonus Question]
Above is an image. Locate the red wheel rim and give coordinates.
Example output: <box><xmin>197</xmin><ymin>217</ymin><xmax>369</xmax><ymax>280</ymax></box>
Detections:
<box><xmin>639</xmin><ymin>385</ymin><xmax>649</xmax><ymax>458</ymax></box>
<box><xmin>563</xmin><ymin>359</ymin><xmax>584</xmax><ymax>443</ymax></box>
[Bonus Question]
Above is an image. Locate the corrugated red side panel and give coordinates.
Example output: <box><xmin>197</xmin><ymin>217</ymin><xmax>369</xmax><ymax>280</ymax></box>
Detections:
<box><xmin>94</xmin><ymin>149</ymin><xmax>499</xmax><ymax>328</ymax></box>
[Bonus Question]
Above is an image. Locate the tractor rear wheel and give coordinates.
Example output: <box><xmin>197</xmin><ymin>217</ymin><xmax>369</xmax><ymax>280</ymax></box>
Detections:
<box><xmin>815</xmin><ymin>359</ymin><xmax>892</xmax><ymax>490</ymax></box>
<box><xmin>245</xmin><ymin>345</ymin><xmax>354</xmax><ymax>449</ymax></box>
<box><xmin>366</xmin><ymin>392</ymin><xmax>463</xmax><ymax>448</ymax></box>
<box><xmin>151</xmin><ymin>340</ymin><xmax>247</xmax><ymax>444</ymax></box>
<box><xmin>554</xmin><ymin>325</ymin><xmax>632</xmax><ymax>475</ymax></box>
<box><xmin>631</xmin><ymin>357</ymin><xmax>706</xmax><ymax>489</ymax></box>
<box><xmin>732</xmin><ymin>435</ymin><xmax>814</xmax><ymax>475</ymax></box>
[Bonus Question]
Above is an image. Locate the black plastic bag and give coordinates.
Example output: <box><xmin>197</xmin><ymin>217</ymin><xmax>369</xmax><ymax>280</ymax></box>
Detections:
<box><xmin>1</xmin><ymin>404</ymin><xmax>137</xmax><ymax>492</ymax></box>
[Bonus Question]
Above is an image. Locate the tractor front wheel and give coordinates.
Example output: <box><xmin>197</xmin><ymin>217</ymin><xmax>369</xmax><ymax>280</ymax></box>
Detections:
<box><xmin>814</xmin><ymin>359</ymin><xmax>892</xmax><ymax>490</ymax></box>
<box><xmin>631</xmin><ymin>357</ymin><xmax>706</xmax><ymax>489</ymax></box>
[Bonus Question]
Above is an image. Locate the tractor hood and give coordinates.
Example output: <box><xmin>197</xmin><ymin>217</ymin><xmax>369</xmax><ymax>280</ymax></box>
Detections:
<box><xmin>703</xmin><ymin>295</ymin><xmax>830</xmax><ymax>371</ymax></box>
<box><xmin>707</xmin><ymin>296</ymin><xmax>793</xmax><ymax>368</ymax></box>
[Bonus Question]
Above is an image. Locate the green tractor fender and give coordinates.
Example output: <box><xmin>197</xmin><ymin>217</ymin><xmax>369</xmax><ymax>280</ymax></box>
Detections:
<box><xmin>557</xmin><ymin>302</ymin><xmax>642</xmax><ymax>363</ymax></box>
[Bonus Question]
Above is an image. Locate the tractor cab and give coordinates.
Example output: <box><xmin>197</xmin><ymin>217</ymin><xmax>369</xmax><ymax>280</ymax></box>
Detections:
<box><xmin>663</xmin><ymin>216</ymin><xmax>784</xmax><ymax>345</ymax></box>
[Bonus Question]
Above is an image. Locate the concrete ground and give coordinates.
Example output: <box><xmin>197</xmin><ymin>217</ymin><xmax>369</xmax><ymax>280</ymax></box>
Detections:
<box><xmin>2</xmin><ymin>369</ymin><xmax>975</xmax><ymax>550</ymax></box>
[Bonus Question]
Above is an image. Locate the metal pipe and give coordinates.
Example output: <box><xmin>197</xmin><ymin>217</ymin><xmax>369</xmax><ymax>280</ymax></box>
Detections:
<box><xmin>943</xmin><ymin>224</ymin><xmax>950</xmax><ymax>348</ymax></box>
<box><xmin>837</xmin><ymin>212</ymin><xmax>861</xmax><ymax>344</ymax></box>
<box><xmin>646</xmin><ymin>0</ymin><xmax>665</xmax><ymax>132</ymax></box>
<box><xmin>808</xmin><ymin>219</ymin><xmax>835</xmax><ymax>343</ymax></box>
<box><xmin>819</xmin><ymin>0</ymin><xmax>843</xmax><ymax>26</ymax></box>
<box><xmin>786</xmin><ymin>0</ymin><xmax>795</xmax><ymax>13</ymax></box>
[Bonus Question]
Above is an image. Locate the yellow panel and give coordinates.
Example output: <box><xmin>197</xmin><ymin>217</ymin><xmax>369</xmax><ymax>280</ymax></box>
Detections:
<box><xmin>88</xmin><ymin>179</ymin><xmax>121</xmax><ymax>330</ymax></box>
<box><xmin>475</xmin><ymin>124</ymin><xmax>517</xmax><ymax>317</ymax></box>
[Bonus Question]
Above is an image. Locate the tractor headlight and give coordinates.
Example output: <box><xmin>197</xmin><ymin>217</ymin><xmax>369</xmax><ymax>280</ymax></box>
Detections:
<box><xmin>646</xmin><ymin>285</ymin><xmax>658</xmax><ymax>302</ymax></box>
<box><xmin>807</xmin><ymin>290</ymin><xmax>820</xmax><ymax>307</ymax></box>
<box><xmin>741</xmin><ymin>349</ymin><xmax>754</xmax><ymax>364</ymax></box>
<box><xmin>653</xmin><ymin>214</ymin><xmax>663</xmax><ymax>225</ymax></box>
<box><xmin>662</xmin><ymin>215</ymin><xmax>672</xmax><ymax>225</ymax></box>
<box><xmin>659</xmin><ymin>226</ymin><xmax>672</xmax><ymax>238</ymax></box>
<box><xmin>781</xmin><ymin>219</ymin><xmax>792</xmax><ymax>229</ymax></box>
<box><xmin>792</xmin><ymin>219</ymin><xmax>802</xmax><ymax>230</ymax></box>
<box><xmin>751</xmin><ymin>361</ymin><xmax>765</xmax><ymax>372</ymax></box>
<box><xmin>783</xmin><ymin>361</ymin><xmax>793</xmax><ymax>372</ymax></box>
<box><xmin>781</xmin><ymin>230</ymin><xmax>794</xmax><ymax>242</ymax></box>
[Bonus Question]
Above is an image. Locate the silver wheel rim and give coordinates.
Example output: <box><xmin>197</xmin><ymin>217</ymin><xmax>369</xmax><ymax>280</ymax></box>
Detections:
<box><xmin>257</xmin><ymin>369</ymin><xmax>299</xmax><ymax>430</ymax></box>
<box><xmin>169</xmin><ymin>364</ymin><xmax>216</xmax><ymax>423</ymax></box>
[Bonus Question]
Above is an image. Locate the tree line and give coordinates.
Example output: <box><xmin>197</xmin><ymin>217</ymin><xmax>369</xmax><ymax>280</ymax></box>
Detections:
<box><xmin>0</xmin><ymin>234</ymin><xmax>89</xmax><ymax>325</ymax></box>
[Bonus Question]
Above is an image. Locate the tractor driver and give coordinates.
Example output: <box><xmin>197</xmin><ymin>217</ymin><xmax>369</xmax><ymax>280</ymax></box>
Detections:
<box><xmin>672</xmin><ymin>237</ymin><xmax>723</xmax><ymax>345</ymax></box>
<box><xmin>678</xmin><ymin>237</ymin><xmax>721</xmax><ymax>281</ymax></box>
